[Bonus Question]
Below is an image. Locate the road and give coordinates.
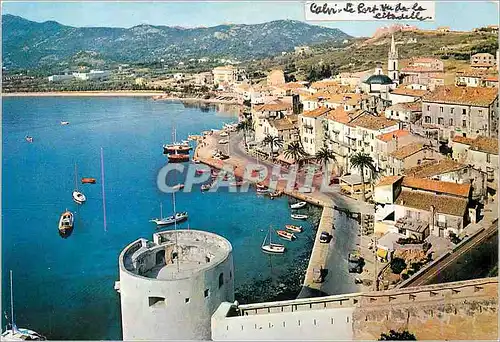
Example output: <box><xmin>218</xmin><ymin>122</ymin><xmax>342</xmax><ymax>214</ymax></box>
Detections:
<box><xmin>401</xmin><ymin>221</ymin><xmax>498</xmax><ymax>288</ymax></box>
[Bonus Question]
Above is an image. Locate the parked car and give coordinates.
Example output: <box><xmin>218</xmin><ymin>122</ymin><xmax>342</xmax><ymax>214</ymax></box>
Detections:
<box><xmin>319</xmin><ymin>231</ymin><xmax>331</xmax><ymax>243</ymax></box>
<box><xmin>330</xmin><ymin>177</ymin><xmax>340</xmax><ymax>185</ymax></box>
<box><xmin>348</xmin><ymin>262</ymin><xmax>363</xmax><ymax>274</ymax></box>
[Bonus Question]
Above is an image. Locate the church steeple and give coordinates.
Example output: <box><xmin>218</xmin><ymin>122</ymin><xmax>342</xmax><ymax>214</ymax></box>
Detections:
<box><xmin>388</xmin><ymin>34</ymin><xmax>399</xmax><ymax>83</ymax></box>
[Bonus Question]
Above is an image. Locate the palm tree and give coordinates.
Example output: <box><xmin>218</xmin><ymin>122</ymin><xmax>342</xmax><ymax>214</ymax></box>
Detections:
<box><xmin>350</xmin><ymin>152</ymin><xmax>376</xmax><ymax>202</ymax></box>
<box><xmin>262</xmin><ymin>134</ymin><xmax>283</xmax><ymax>161</ymax></box>
<box><xmin>284</xmin><ymin>141</ymin><xmax>306</xmax><ymax>167</ymax></box>
<box><xmin>236</xmin><ymin>119</ymin><xmax>253</xmax><ymax>148</ymax></box>
<box><xmin>315</xmin><ymin>147</ymin><xmax>337</xmax><ymax>174</ymax></box>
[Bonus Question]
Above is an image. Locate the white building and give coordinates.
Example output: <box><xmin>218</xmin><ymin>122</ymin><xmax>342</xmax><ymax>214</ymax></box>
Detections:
<box><xmin>299</xmin><ymin>107</ymin><xmax>332</xmax><ymax>156</ymax></box>
<box><xmin>213</xmin><ymin>65</ymin><xmax>237</xmax><ymax>85</ymax></box>
<box><xmin>48</xmin><ymin>74</ymin><xmax>74</xmax><ymax>82</ymax></box>
<box><xmin>117</xmin><ymin>230</ymin><xmax>234</xmax><ymax>340</ymax></box>
<box><xmin>73</xmin><ymin>70</ymin><xmax>110</xmax><ymax>81</ymax></box>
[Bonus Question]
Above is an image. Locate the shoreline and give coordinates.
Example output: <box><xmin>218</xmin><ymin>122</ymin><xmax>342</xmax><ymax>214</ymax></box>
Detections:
<box><xmin>154</xmin><ymin>96</ymin><xmax>241</xmax><ymax>105</ymax></box>
<box><xmin>2</xmin><ymin>91</ymin><xmax>165</xmax><ymax>97</ymax></box>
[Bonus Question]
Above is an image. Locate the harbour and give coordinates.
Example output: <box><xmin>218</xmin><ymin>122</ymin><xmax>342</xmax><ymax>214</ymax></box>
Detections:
<box><xmin>1</xmin><ymin>96</ymin><xmax>341</xmax><ymax>340</ymax></box>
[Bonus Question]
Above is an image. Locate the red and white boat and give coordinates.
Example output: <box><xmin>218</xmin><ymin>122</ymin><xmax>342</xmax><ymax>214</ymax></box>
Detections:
<box><xmin>277</xmin><ymin>230</ymin><xmax>296</xmax><ymax>241</ymax></box>
<box><xmin>168</xmin><ymin>153</ymin><xmax>190</xmax><ymax>163</ymax></box>
<box><xmin>285</xmin><ymin>225</ymin><xmax>303</xmax><ymax>233</ymax></box>
<box><xmin>81</xmin><ymin>177</ymin><xmax>96</xmax><ymax>184</ymax></box>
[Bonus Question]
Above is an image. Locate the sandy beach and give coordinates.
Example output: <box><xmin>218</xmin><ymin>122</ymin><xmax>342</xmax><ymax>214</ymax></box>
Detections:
<box><xmin>2</xmin><ymin>91</ymin><xmax>165</xmax><ymax>97</ymax></box>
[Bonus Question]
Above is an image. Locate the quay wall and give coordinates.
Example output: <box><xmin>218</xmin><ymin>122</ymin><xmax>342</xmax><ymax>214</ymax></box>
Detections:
<box><xmin>211</xmin><ymin>277</ymin><xmax>498</xmax><ymax>340</ymax></box>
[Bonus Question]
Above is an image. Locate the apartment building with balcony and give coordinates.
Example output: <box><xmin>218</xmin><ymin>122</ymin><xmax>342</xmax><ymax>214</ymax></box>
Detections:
<box><xmin>388</xmin><ymin>142</ymin><xmax>442</xmax><ymax>176</ymax></box>
<box><xmin>299</xmin><ymin>107</ymin><xmax>333</xmax><ymax>156</ymax></box>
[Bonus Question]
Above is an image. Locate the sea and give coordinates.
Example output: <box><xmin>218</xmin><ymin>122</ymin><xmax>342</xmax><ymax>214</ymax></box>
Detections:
<box><xmin>1</xmin><ymin>97</ymin><xmax>333</xmax><ymax>340</ymax></box>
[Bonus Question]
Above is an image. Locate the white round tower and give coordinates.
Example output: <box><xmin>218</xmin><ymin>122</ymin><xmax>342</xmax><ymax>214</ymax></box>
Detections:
<box><xmin>117</xmin><ymin>230</ymin><xmax>234</xmax><ymax>340</ymax></box>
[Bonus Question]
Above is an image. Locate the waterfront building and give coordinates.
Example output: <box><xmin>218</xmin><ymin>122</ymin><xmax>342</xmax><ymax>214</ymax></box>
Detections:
<box><xmin>213</xmin><ymin>65</ymin><xmax>237</xmax><ymax>85</ymax></box>
<box><xmin>252</xmin><ymin>100</ymin><xmax>293</xmax><ymax>143</ymax></box>
<box><xmin>267</xmin><ymin>70</ymin><xmax>285</xmax><ymax>87</ymax></box>
<box><xmin>374</xmin><ymin>176</ymin><xmax>472</xmax><ymax>237</ymax></box>
<box><xmin>421</xmin><ymin>86</ymin><xmax>499</xmax><ymax>140</ymax></box>
<box><xmin>299</xmin><ymin>107</ymin><xmax>333</xmax><ymax>156</ymax></box>
<box><xmin>347</xmin><ymin>113</ymin><xmax>399</xmax><ymax>174</ymax></box>
<box><xmin>72</xmin><ymin>70</ymin><xmax>110</xmax><ymax>81</ymax></box>
<box><xmin>117</xmin><ymin>230</ymin><xmax>234</xmax><ymax>340</ymax></box>
<box><xmin>194</xmin><ymin>72</ymin><xmax>214</xmax><ymax>85</ymax></box>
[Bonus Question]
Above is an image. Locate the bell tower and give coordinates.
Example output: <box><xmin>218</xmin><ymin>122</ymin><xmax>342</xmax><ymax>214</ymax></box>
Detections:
<box><xmin>388</xmin><ymin>34</ymin><xmax>399</xmax><ymax>84</ymax></box>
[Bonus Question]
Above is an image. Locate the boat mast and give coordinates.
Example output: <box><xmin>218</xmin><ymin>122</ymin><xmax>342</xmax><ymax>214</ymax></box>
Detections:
<box><xmin>74</xmin><ymin>163</ymin><xmax>78</xmax><ymax>191</ymax></box>
<box><xmin>10</xmin><ymin>270</ymin><xmax>14</xmax><ymax>330</ymax></box>
<box><xmin>173</xmin><ymin>191</ymin><xmax>180</xmax><ymax>272</ymax></box>
<box><xmin>100</xmin><ymin>147</ymin><xmax>107</xmax><ymax>232</ymax></box>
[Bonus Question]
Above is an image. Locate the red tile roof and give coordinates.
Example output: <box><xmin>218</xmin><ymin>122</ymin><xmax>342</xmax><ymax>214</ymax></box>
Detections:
<box><xmin>390</xmin><ymin>142</ymin><xmax>428</xmax><ymax>160</ymax></box>
<box><xmin>349</xmin><ymin>113</ymin><xmax>399</xmax><ymax>131</ymax></box>
<box><xmin>452</xmin><ymin>135</ymin><xmax>498</xmax><ymax>155</ymax></box>
<box><xmin>405</xmin><ymin>159</ymin><xmax>468</xmax><ymax>178</ymax></box>
<box><xmin>396</xmin><ymin>190</ymin><xmax>468</xmax><ymax>217</ymax></box>
<box><xmin>423</xmin><ymin>86</ymin><xmax>498</xmax><ymax>106</ymax></box>
<box><xmin>377</xmin><ymin>129</ymin><xmax>410</xmax><ymax>142</ymax></box>
<box><xmin>402</xmin><ymin>176</ymin><xmax>471</xmax><ymax>197</ymax></box>
<box><xmin>301</xmin><ymin>106</ymin><xmax>332</xmax><ymax>118</ymax></box>
<box><xmin>376</xmin><ymin>176</ymin><xmax>403</xmax><ymax>187</ymax></box>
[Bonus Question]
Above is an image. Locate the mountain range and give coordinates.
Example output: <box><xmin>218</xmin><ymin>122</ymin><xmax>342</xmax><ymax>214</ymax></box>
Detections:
<box><xmin>2</xmin><ymin>15</ymin><xmax>351</xmax><ymax>69</ymax></box>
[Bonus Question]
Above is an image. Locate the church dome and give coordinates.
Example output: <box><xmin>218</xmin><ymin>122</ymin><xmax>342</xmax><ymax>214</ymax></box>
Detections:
<box><xmin>364</xmin><ymin>74</ymin><xmax>394</xmax><ymax>85</ymax></box>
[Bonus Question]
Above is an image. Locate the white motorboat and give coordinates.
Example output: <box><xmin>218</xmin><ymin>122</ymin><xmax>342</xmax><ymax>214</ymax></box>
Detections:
<box><xmin>218</xmin><ymin>139</ymin><xmax>229</xmax><ymax>144</ymax></box>
<box><xmin>60</xmin><ymin>121</ymin><xmax>70</xmax><ymax>125</ymax></box>
<box><xmin>25</xmin><ymin>136</ymin><xmax>33</xmax><ymax>143</ymax></box>
<box><xmin>72</xmin><ymin>190</ymin><xmax>86</xmax><ymax>204</ymax></box>
<box><xmin>2</xmin><ymin>271</ymin><xmax>46</xmax><ymax>341</ymax></box>
<box><xmin>72</xmin><ymin>164</ymin><xmax>86</xmax><ymax>204</ymax></box>
<box><xmin>172</xmin><ymin>183</ymin><xmax>185</xmax><ymax>191</ymax></box>
<box><xmin>261</xmin><ymin>227</ymin><xmax>285</xmax><ymax>254</ymax></box>
<box><xmin>220</xmin><ymin>131</ymin><xmax>229</xmax><ymax>137</ymax></box>
<box><xmin>290</xmin><ymin>201</ymin><xmax>307</xmax><ymax>209</ymax></box>
<box><xmin>291</xmin><ymin>214</ymin><xmax>308</xmax><ymax>220</ymax></box>
<box><xmin>201</xmin><ymin>183</ymin><xmax>211</xmax><ymax>191</ymax></box>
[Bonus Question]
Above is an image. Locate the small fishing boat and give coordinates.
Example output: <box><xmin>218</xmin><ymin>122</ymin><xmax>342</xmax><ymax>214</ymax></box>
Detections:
<box><xmin>291</xmin><ymin>214</ymin><xmax>308</xmax><ymax>220</ymax></box>
<box><xmin>192</xmin><ymin>159</ymin><xmax>201</xmax><ymax>164</ymax></box>
<box><xmin>285</xmin><ymin>225</ymin><xmax>303</xmax><ymax>233</ymax></box>
<box><xmin>167</xmin><ymin>152</ymin><xmax>190</xmax><ymax>163</ymax></box>
<box><xmin>268</xmin><ymin>190</ymin><xmax>282</xmax><ymax>199</ymax></box>
<box><xmin>60</xmin><ymin>121</ymin><xmax>70</xmax><ymax>125</ymax></box>
<box><xmin>25</xmin><ymin>136</ymin><xmax>33</xmax><ymax>143</ymax></box>
<box><xmin>261</xmin><ymin>227</ymin><xmax>285</xmax><ymax>254</ymax></box>
<box><xmin>201</xmin><ymin>183</ymin><xmax>211</xmax><ymax>191</ymax></box>
<box><xmin>81</xmin><ymin>177</ymin><xmax>96</xmax><ymax>184</ymax></box>
<box><xmin>58</xmin><ymin>210</ymin><xmax>74</xmax><ymax>234</ymax></box>
<box><xmin>218</xmin><ymin>139</ymin><xmax>229</xmax><ymax>144</ymax></box>
<box><xmin>277</xmin><ymin>230</ymin><xmax>296</xmax><ymax>241</ymax></box>
<box><xmin>2</xmin><ymin>271</ymin><xmax>46</xmax><ymax>341</ymax></box>
<box><xmin>163</xmin><ymin>143</ymin><xmax>191</xmax><ymax>154</ymax></box>
<box><xmin>256</xmin><ymin>188</ymin><xmax>270</xmax><ymax>194</ymax></box>
<box><xmin>256</xmin><ymin>184</ymin><xmax>267</xmax><ymax>190</ymax></box>
<box><xmin>290</xmin><ymin>201</ymin><xmax>307</xmax><ymax>209</ymax></box>
<box><xmin>211</xmin><ymin>170</ymin><xmax>220</xmax><ymax>178</ymax></box>
<box><xmin>220</xmin><ymin>131</ymin><xmax>229</xmax><ymax>137</ymax></box>
<box><xmin>72</xmin><ymin>164</ymin><xmax>86</xmax><ymax>204</ymax></box>
<box><xmin>172</xmin><ymin>183</ymin><xmax>185</xmax><ymax>191</ymax></box>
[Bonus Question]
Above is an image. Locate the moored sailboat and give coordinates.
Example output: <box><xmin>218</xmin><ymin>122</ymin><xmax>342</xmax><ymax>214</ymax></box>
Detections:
<box><xmin>72</xmin><ymin>164</ymin><xmax>86</xmax><ymax>204</ymax></box>
<box><xmin>1</xmin><ymin>271</ymin><xmax>46</xmax><ymax>341</ymax></box>
<box><xmin>261</xmin><ymin>226</ymin><xmax>285</xmax><ymax>254</ymax></box>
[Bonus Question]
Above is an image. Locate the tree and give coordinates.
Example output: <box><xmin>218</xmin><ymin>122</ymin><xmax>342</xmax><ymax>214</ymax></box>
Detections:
<box><xmin>315</xmin><ymin>147</ymin><xmax>336</xmax><ymax>174</ymax></box>
<box><xmin>379</xmin><ymin>330</ymin><xmax>416</xmax><ymax>340</ymax></box>
<box><xmin>284</xmin><ymin>141</ymin><xmax>306</xmax><ymax>167</ymax></box>
<box><xmin>262</xmin><ymin>134</ymin><xmax>283</xmax><ymax>161</ymax></box>
<box><xmin>349</xmin><ymin>152</ymin><xmax>376</xmax><ymax>202</ymax></box>
<box><xmin>236</xmin><ymin>119</ymin><xmax>253</xmax><ymax>148</ymax></box>
<box><xmin>390</xmin><ymin>257</ymin><xmax>407</xmax><ymax>274</ymax></box>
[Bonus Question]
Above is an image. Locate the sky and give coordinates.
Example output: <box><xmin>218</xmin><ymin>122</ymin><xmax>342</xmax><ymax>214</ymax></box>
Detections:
<box><xmin>1</xmin><ymin>1</ymin><xmax>499</xmax><ymax>37</ymax></box>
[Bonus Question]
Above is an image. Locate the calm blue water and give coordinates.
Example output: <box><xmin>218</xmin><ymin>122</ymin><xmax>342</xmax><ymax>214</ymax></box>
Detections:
<box><xmin>2</xmin><ymin>97</ymin><xmax>318</xmax><ymax>340</ymax></box>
